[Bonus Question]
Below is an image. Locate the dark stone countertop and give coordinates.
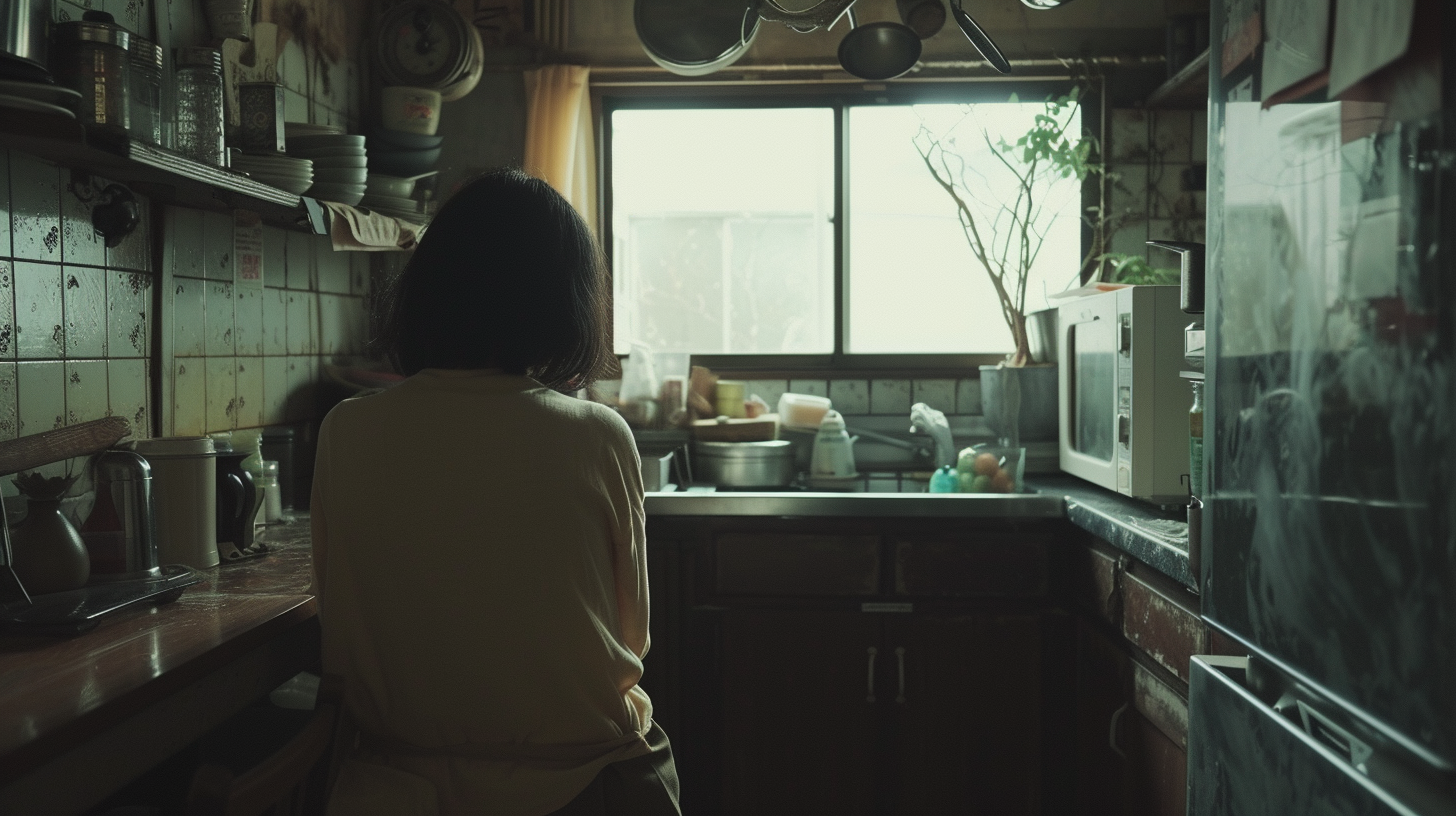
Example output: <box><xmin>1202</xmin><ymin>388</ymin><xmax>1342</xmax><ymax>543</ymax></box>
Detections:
<box><xmin>1028</xmin><ymin>475</ymin><xmax>1195</xmax><ymax>589</ymax></box>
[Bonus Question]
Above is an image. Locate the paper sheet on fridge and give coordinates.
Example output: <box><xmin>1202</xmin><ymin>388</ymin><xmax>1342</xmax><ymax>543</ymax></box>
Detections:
<box><xmin>1328</xmin><ymin>0</ymin><xmax>1415</xmax><ymax>97</ymax></box>
<box><xmin>1261</xmin><ymin>0</ymin><xmax>1331</xmax><ymax>99</ymax></box>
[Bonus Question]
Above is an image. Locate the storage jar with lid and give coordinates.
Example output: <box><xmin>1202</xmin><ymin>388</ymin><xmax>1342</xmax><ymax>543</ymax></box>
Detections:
<box><xmin>127</xmin><ymin>36</ymin><xmax>164</xmax><ymax>146</ymax></box>
<box><xmin>173</xmin><ymin>47</ymin><xmax>226</xmax><ymax>166</ymax></box>
<box><xmin>134</xmin><ymin>436</ymin><xmax>219</xmax><ymax>569</ymax></box>
<box><xmin>51</xmin><ymin>10</ymin><xmax>130</xmax><ymax>134</ymax></box>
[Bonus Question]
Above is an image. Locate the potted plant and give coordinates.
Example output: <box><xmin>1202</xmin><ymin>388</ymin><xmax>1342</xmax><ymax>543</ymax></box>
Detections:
<box><xmin>913</xmin><ymin>75</ymin><xmax>1135</xmax><ymax>444</ymax></box>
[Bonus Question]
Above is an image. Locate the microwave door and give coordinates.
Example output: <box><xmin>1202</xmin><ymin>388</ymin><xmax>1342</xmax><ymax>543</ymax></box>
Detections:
<box><xmin>1059</xmin><ymin>295</ymin><xmax>1122</xmax><ymax>490</ymax></box>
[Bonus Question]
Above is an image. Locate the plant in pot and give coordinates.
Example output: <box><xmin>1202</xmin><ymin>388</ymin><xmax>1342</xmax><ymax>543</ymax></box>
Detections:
<box><xmin>913</xmin><ymin>75</ymin><xmax>1134</xmax><ymax>446</ymax></box>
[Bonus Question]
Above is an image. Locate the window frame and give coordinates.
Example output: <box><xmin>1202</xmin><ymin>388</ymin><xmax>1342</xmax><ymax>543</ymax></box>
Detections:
<box><xmin>598</xmin><ymin>78</ymin><xmax>1096</xmax><ymax>372</ymax></box>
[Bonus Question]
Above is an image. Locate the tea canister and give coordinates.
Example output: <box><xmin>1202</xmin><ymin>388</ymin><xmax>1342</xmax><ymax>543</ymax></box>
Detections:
<box><xmin>173</xmin><ymin>47</ymin><xmax>226</xmax><ymax>166</ymax></box>
<box><xmin>51</xmin><ymin>10</ymin><xmax>131</xmax><ymax>134</ymax></box>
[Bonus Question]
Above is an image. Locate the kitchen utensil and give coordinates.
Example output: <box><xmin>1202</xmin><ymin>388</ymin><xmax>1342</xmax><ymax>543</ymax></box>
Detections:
<box><xmin>80</xmin><ymin>451</ymin><xmax>159</xmax><ymax>582</ymax></box>
<box><xmin>810</xmin><ymin>410</ymin><xmax>858</xmax><ymax>479</ymax></box>
<box><xmin>691</xmin><ymin>415</ymin><xmax>780</xmax><ymax>443</ymax></box>
<box><xmin>0</xmin><ymin>79</ymin><xmax>81</xmax><ymax>106</ymax></box>
<box><xmin>634</xmin><ymin>0</ymin><xmax>760</xmax><ymax>76</ymax></box>
<box><xmin>365</xmin><ymin>172</ymin><xmax>433</xmax><ymax>197</ymax></box>
<box><xmin>134</xmin><ymin>437</ymin><xmax>219</xmax><ymax>570</ymax></box>
<box><xmin>9</xmin><ymin>472</ymin><xmax>89</xmax><ymax>594</ymax></box>
<box><xmin>951</xmin><ymin>1</ymin><xmax>1011</xmax><ymax>74</ymax></box>
<box><xmin>380</xmin><ymin>86</ymin><xmax>442</xmax><ymax>135</ymax></box>
<box><xmin>0</xmin><ymin>416</ymin><xmax>130</xmax><ymax>476</ymax></box>
<box><xmin>1</xmin><ymin>0</ymin><xmax>49</xmax><ymax>72</ymax></box>
<box><xmin>693</xmin><ymin>440</ymin><xmax>796</xmax><ymax>488</ymax></box>
<box><xmin>896</xmin><ymin>0</ymin><xmax>946</xmax><ymax>38</ymax></box>
<box><xmin>51</xmin><ymin>11</ymin><xmax>131</xmax><ymax>134</ymax></box>
<box><xmin>0</xmin><ymin>93</ymin><xmax>72</xmax><ymax>117</ymax></box>
<box><xmin>837</xmin><ymin>17</ymin><xmax>922</xmax><ymax>80</ymax></box>
<box><xmin>437</xmin><ymin>20</ymin><xmax>483</xmax><ymax>102</ymax></box>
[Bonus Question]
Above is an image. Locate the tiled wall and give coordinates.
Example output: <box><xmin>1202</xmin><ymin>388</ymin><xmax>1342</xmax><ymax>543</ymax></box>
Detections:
<box><xmin>1105</xmin><ymin>107</ymin><xmax>1210</xmax><ymax>262</ymax></box>
<box><xmin>731</xmin><ymin>376</ymin><xmax>980</xmax><ymax>421</ymax></box>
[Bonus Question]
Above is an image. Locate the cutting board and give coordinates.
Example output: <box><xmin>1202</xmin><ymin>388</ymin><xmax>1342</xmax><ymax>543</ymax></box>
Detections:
<box><xmin>0</xmin><ymin>416</ymin><xmax>132</xmax><ymax>477</ymax></box>
<box><xmin>692</xmin><ymin>415</ymin><xmax>780</xmax><ymax>443</ymax></box>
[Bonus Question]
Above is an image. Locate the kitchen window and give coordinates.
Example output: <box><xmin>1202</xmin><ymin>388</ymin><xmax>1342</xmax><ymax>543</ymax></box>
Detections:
<box><xmin>604</xmin><ymin>84</ymin><xmax>1086</xmax><ymax>363</ymax></box>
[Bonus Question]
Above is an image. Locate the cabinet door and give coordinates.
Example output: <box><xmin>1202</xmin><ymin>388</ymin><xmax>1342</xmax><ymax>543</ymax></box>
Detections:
<box><xmin>718</xmin><ymin>610</ymin><xmax>884</xmax><ymax>815</ymax></box>
<box><xmin>887</xmin><ymin>613</ymin><xmax>1048</xmax><ymax>816</ymax></box>
<box><xmin>1074</xmin><ymin>618</ymin><xmax>1135</xmax><ymax>814</ymax></box>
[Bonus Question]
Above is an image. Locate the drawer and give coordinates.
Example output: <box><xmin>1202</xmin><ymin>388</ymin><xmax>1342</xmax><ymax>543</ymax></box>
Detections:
<box><xmin>893</xmin><ymin>537</ymin><xmax>1048</xmax><ymax>598</ymax></box>
<box><xmin>1121</xmin><ymin>571</ymin><xmax>1204</xmax><ymax>683</ymax></box>
<box><xmin>713</xmin><ymin>534</ymin><xmax>880</xmax><ymax>596</ymax></box>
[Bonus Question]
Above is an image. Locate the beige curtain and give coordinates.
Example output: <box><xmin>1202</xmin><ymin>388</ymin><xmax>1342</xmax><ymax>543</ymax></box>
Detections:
<box><xmin>523</xmin><ymin>65</ymin><xmax>597</xmax><ymax>235</ymax></box>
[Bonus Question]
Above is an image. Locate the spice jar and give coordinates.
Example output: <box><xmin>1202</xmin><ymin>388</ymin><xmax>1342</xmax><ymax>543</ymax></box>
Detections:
<box><xmin>173</xmin><ymin>47</ymin><xmax>226</xmax><ymax>166</ymax></box>
<box><xmin>1188</xmin><ymin>379</ymin><xmax>1204</xmax><ymax>499</ymax></box>
<box><xmin>127</xmin><ymin>36</ymin><xmax>164</xmax><ymax>146</ymax></box>
<box><xmin>51</xmin><ymin>11</ymin><xmax>131</xmax><ymax>135</ymax></box>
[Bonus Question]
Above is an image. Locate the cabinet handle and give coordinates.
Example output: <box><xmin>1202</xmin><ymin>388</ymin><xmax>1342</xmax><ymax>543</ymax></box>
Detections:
<box><xmin>866</xmin><ymin>647</ymin><xmax>878</xmax><ymax>703</ymax></box>
<box><xmin>1109</xmin><ymin>702</ymin><xmax>1130</xmax><ymax>759</ymax></box>
<box><xmin>895</xmin><ymin>646</ymin><xmax>907</xmax><ymax>704</ymax></box>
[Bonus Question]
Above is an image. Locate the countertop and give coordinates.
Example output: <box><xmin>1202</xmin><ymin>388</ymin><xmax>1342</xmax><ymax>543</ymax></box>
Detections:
<box><xmin>0</xmin><ymin>516</ymin><xmax>320</xmax><ymax>815</ymax></box>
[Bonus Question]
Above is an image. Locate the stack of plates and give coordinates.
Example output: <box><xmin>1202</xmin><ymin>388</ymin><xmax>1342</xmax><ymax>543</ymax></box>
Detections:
<box><xmin>368</xmin><ymin>128</ymin><xmax>443</xmax><ymax>178</ymax></box>
<box><xmin>359</xmin><ymin>193</ymin><xmax>422</xmax><ymax>221</ymax></box>
<box><xmin>0</xmin><ymin>78</ymin><xmax>80</xmax><ymax>119</ymax></box>
<box><xmin>283</xmin><ymin>121</ymin><xmax>344</xmax><ymax>139</ymax></box>
<box><xmin>287</xmin><ymin>133</ymin><xmax>367</xmax><ymax>206</ymax></box>
<box><xmin>231</xmin><ymin>154</ymin><xmax>314</xmax><ymax>195</ymax></box>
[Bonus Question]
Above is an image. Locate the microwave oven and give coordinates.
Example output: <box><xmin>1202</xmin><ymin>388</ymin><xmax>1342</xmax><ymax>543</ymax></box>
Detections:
<box><xmin>1057</xmin><ymin>286</ymin><xmax>1190</xmax><ymax>504</ymax></box>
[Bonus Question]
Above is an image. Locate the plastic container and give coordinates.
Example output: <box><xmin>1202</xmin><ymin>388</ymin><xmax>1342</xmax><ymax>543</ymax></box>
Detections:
<box><xmin>954</xmin><ymin>444</ymin><xmax>1024</xmax><ymax>494</ymax></box>
<box><xmin>134</xmin><ymin>437</ymin><xmax>219</xmax><ymax>569</ymax></box>
<box><xmin>777</xmin><ymin>393</ymin><xmax>832</xmax><ymax>430</ymax></box>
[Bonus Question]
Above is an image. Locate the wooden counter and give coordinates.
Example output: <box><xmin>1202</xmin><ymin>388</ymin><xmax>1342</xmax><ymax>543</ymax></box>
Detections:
<box><xmin>0</xmin><ymin>517</ymin><xmax>319</xmax><ymax>815</ymax></box>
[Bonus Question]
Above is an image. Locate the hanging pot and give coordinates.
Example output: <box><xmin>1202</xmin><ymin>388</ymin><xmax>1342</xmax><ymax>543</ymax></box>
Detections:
<box><xmin>634</xmin><ymin>0</ymin><xmax>760</xmax><ymax>77</ymax></box>
<box><xmin>838</xmin><ymin>19</ymin><xmax>922</xmax><ymax>80</ymax></box>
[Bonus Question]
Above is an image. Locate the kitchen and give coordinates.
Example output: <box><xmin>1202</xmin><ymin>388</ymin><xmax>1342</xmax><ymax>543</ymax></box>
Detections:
<box><xmin>0</xmin><ymin>0</ymin><xmax>1452</xmax><ymax>814</ymax></box>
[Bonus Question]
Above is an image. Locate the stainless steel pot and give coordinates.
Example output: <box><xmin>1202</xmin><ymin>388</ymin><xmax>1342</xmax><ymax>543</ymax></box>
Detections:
<box><xmin>634</xmin><ymin>0</ymin><xmax>759</xmax><ymax>77</ymax></box>
<box><xmin>693</xmin><ymin>440</ymin><xmax>796</xmax><ymax>488</ymax></box>
<box><xmin>2</xmin><ymin>0</ymin><xmax>50</xmax><ymax>70</ymax></box>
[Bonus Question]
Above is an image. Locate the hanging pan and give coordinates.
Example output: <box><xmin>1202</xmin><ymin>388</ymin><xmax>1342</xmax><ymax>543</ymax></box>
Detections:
<box><xmin>634</xmin><ymin>0</ymin><xmax>761</xmax><ymax>77</ymax></box>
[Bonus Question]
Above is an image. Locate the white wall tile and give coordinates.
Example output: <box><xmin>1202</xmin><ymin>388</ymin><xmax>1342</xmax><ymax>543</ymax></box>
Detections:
<box><xmin>205</xmin><ymin>356</ymin><xmax>236</xmax><ymax>432</ymax></box>
<box><xmin>172</xmin><ymin>359</ymin><xmax>205</xmax><ymax>436</ymax></box>
<box><xmin>262</xmin><ymin>226</ymin><xmax>287</xmax><ymax>288</ymax></box>
<box><xmin>285</xmin><ymin>356</ymin><xmax>313</xmax><ymax>421</ymax></box>
<box><xmin>869</xmin><ymin>379</ymin><xmax>911</xmax><ymax>415</ymax></box>
<box><xmin>10</xmin><ymin>153</ymin><xmax>61</xmax><ymax>262</ymax></box>
<box><xmin>788</xmin><ymin>379</ymin><xmax>827</xmax><ymax>398</ymax></box>
<box><xmin>65</xmin><ymin>359</ymin><xmax>109</xmax><ymax>424</ymax></box>
<box><xmin>172</xmin><ymin>276</ymin><xmax>206</xmax><ymax>356</ymax></box>
<box><xmin>956</xmin><ymin>378</ymin><xmax>982</xmax><ymax>415</ymax></box>
<box><xmin>0</xmin><ymin>362</ymin><xmax>17</xmax><ymax>440</ymax></box>
<box><xmin>317</xmin><ymin>246</ymin><xmax>350</xmax><ymax>294</ymax></box>
<box><xmin>0</xmin><ymin>260</ymin><xmax>15</xmax><ymax>360</ymax></box>
<box><xmin>263</xmin><ymin>355</ymin><xmax>289</xmax><ymax>425</ymax></box>
<box><xmin>205</xmin><ymin>280</ymin><xmax>235</xmax><ymax>356</ymax></box>
<box><xmin>285</xmin><ymin>231</ymin><xmax>314</xmax><ymax>290</ymax></box>
<box><xmin>234</xmin><ymin>285</ymin><xmax>263</xmax><ymax>356</ymax></box>
<box><xmin>1109</xmin><ymin>108</ymin><xmax>1150</xmax><ymax>161</ymax></box>
<box><xmin>262</xmin><ymin>287</ymin><xmax>288</xmax><ymax>356</ymax></box>
<box><xmin>746</xmin><ymin>380</ymin><xmax>787</xmax><ymax>413</ymax></box>
<box><xmin>828</xmin><ymin>379</ymin><xmax>869</xmax><ymax>415</ymax></box>
<box><xmin>912</xmin><ymin>379</ymin><xmax>956</xmax><ymax>413</ymax></box>
<box><xmin>107</xmin><ymin>358</ymin><xmax>149</xmax><ymax>436</ymax></box>
<box><xmin>0</xmin><ymin>151</ymin><xmax>11</xmax><ymax>258</ymax></box>
<box><xmin>202</xmin><ymin>211</ymin><xmax>234</xmax><ymax>280</ymax></box>
<box><xmin>63</xmin><ymin>266</ymin><xmax>107</xmax><ymax>358</ymax></box>
<box><xmin>13</xmin><ymin>262</ymin><xmax>64</xmax><ymax>359</ymax></box>
<box><xmin>234</xmin><ymin>357</ymin><xmax>264</xmax><ymax>428</ymax></box>
<box><xmin>108</xmin><ymin>271</ymin><xmax>151</xmax><ymax>358</ymax></box>
<box><xmin>61</xmin><ymin>173</ymin><xmax>106</xmax><ymax>268</ymax></box>
<box><xmin>168</xmin><ymin>207</ymin><xmax>206</xmax><ymax>278</ymax></box>
<box><xmin>17</xmin><ymin>360</ymin><xmax>65</xmax><ymax>435</ymax></box>
<box><xmin>349</xmin><ymin>252</ymin><xmax>371</xmax><ymax>296</ymax></box>
<box><xmin>318</xmin><ymin>294</ymin><xmax>349</xmax><ymax>355</ymax></box>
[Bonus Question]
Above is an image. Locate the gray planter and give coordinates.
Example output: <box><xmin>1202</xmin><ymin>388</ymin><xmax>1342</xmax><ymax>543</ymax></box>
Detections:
<box><xmin>979</xmin><ymin>363</ymin><xmax>1058</xmax><ymax>444</ymax></box>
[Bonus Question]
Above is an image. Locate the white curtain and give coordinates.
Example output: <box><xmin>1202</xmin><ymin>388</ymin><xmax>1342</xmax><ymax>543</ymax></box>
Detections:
<box><xmin>523</xmin><ymin>64</ymin><xmax>596</xmax><ymax>236</ymax></box>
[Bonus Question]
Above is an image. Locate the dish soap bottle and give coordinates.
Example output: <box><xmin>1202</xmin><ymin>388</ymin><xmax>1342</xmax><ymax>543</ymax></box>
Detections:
<box><xmin>929</xmin><ymin>465</ymin><xmax>959</xmax><ymax>493</ymax></box>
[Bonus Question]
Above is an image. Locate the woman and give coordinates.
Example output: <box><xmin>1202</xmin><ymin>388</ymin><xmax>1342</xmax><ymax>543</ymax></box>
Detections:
<box><xmin>310</xmin><ymin>169</ymin><xmax>678</xmax><ymax>815</ymax></box>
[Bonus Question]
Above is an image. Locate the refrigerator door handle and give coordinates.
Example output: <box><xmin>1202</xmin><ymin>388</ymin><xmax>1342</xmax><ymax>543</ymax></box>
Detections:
<box><xmin>1109</xmin><ymin>701</ymin><xmax>1130</xmax><ymax>759</ymax></box>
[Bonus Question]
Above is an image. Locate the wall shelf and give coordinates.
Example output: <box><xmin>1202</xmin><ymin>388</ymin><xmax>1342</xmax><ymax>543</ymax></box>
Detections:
<box><xmin>1145</xmin><ymin>48</ymin><xmax>1210</xmax><ymax>109</ymax></box>
<box><xmin>0</xmin><ymin>110</ymin><xmax>326</xmax><ymax>234</ymax></box>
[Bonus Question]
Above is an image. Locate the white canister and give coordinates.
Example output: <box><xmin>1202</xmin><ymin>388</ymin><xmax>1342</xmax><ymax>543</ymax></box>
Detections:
<box><xmin>134</xmin><ymin>437</ymin><xmax>219</xmax><ymax>569</ymax></box>
<box><xmin>810</xmin><ymin>410</ymin><xmax>858</xmax><ymax>478</ymax></box>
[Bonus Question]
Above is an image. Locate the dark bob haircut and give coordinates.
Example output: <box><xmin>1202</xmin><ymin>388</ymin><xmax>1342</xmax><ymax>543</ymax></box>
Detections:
<box><xmin>376</xmin><ymin>168</ymin><xmax>612</xmax><ymax>391</ymax></box>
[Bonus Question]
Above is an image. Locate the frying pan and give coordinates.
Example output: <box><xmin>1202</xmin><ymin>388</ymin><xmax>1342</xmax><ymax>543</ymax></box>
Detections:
<box><xmin>634</xmin><ymin>0</ymin><xmax>760</xmax><ymax>76</ymax></box>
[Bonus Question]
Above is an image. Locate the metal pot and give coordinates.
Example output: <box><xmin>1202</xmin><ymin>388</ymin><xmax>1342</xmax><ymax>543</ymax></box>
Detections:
<box><xmin>634</xmin><ymin>0</ymin><xmax>759</xmax><ymax>77</ymax></box>
<box><xmin>1</xmin><ymin>0</ymin><xmax>50</xmax><ymax>72</ymax></box>
<box><xmin>693</xmin><ymin>440</ymin><xmax>796</xmax><ymax>488</ymax></box>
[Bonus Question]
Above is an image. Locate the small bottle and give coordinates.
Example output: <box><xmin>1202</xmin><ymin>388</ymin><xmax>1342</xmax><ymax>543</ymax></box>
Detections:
<box><xmin>261</xmin><ymin>460</ymin><xmax>284</xmax><ymax>524</ymax></box>
<box><xmin>1188</xmin><ymin>380</ymin><xmax>1204</xmax><ymax>498</ymax></box>
<box><xmin>929</xmin><ymin>465</ymin><xmax>959</xmax><ymax>493</ymax></box>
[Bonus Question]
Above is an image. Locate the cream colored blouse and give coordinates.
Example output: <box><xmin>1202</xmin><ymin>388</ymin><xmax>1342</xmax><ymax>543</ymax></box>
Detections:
<box><xmin>310</xmin><ymin>370</ymin><xmax>652</xmax><ymax>816</ymax></box>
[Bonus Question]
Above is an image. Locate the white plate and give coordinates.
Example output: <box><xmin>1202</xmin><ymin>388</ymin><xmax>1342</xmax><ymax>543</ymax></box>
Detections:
<box><xmin>0</xmin><ymin>93</ymin><xmax>74</xmax><ymax>118</ymax></box>
<box><xmin>0</xmin><ymin>79</ymin><xmax>81</xmax><ymax>106</ymax></box>
<box><xmin>287</xmin><ymin>146</ymin><xmax>367</xmax><ymax>159</ymax></box>
<box><xmin>251</xmin><ymin>175</ymin><xmax>314</xmax><ymax>195</ymax></box>
<box><xmin>283</xmin><ymin>121</ymin><xmax>343</xmax><ymax>137</ymax></box>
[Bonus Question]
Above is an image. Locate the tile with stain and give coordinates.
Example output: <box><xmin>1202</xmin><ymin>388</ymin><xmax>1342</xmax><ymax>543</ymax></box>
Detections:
<box><xmin>63</xmin><ymin>266</ymin><xmax>107</xmax><ymax>358</ymax></box>
<box><xmin>64</xmin><ymin>359</ymin><xmax>109</xmax><ymax>425</ymax></box>
<box><xmin>17</xmin><ymin>360</ymin><xmax>65</xmax><ymax>436</ymax></box>
<box><xmin>912</xmin><ymin>379</ymin><xmax>957</xmax><ymax>414</ymax></box>
<box><xmin>788</xmin><ymin>379</ymin><xmax>827</xmax><ymax>398</ymax></box>
<box><xmin>168</xmin><ymin>207</ymin><xmax>205</xmax><ymax>279</ymax></box>
<box><xmin>9</xmin><ymin>153</ymin><xmax>61</xmax><ymax>262</ymax></box>
<box><xmin>204</xmin><ymin>356</ymin><xmax>237</xmax><ymax>433</ymax></box>
<box><xmin>13</xmin><ymin>262</ymin><xmax>64</xmax><ymax>360</ymax></box>
<box><xmin>0</xmin><ymin>261</ymin><xmax>15</xmax><ymax>360</ymax></box>
<box><xmin>317</xmin><ymin>245</ymin><xmax>350</xmax><ymax>294</ymax></box>
<box><xmin>318</xmin><ymin>294</ymin><xmax>350</xmax><ymax>355</ymax></box>
<box><xmin>107</xmin><ymin>358</ymin><xmax>149</xmax><ymax>437</ymax></box>
<box><xmin>234</xmin><ymin>357</ymin><xmax>264</xmax><ymax>428</ymax></box>
<box><xmin>828</xmin><ymin>379</ymin><xmax>869</xmax><ymax>415</ymax></box>
<box><xmin>870</xmin><ymin>379</ymin><xmax>912</xmax><ymax>415</ymax></box>
<box><xmin>202</xmin><ymin>211</ymin><xmax>234</xmax><ymax>281</ymax></box>
<box><xmin>746</xmin><ymin>380</ymin><xmax>788</xmax><ymax>413</ymax></box>
<box><xmin>106</xmin><ymin>190</ymin><xmax>152</xmax><ymax>272</ymax></box>
<box><xmin>262</xmin><ymin>226</ymin><xmax>287</xmax><ymax>288</ymax></box>
<box><xmin>172</xmin><ymin>277</ymin><xmax>206</xmax><ymax>357</ymax></box>
<box><xmin>285</xmin><ymin>231</ymin><xmax>315</xmax><ymax>290</ymax></box>
<box><xmin>172</xmin><ymin>359</ymin><xmax>205</xmax><ymax>436</ymax></box>
<box><xmin>234</xmin><ymin>284</ymin><xmax>264</xmax><ymax>356</ymax></box>
<box><xmin>0</xmin><ymin>151</ymin><xmax>10</xmax><ymax>258</ymax></box>
<box><xmin>205</xmin><ymin>280</ymin><xmax>235</xmax><ymax>356</ymax></box>
<box><xmin>108</xmin><ymin>271</ymin><xmax>151</xmax><ymax>358</ymax></box>
<box><xmin>1151</xmin><ymin>110</ymin><xmax>1193</xmax><ymax>164</ymax></box>
<box><xmin>286</xmin><ymin>291</ymin><xmax>318</xmax><ymax>354</ymax></box>
<box><xmin>262</xmin><ymin>287</ymin><xmax>288</xmax><ymax>356</ymax></box>
<box><xmin>0</xmin><ymin>363</ymin><xmax>17</xmax><ymax>440</ymax></box>
<box><xmin>1109</xmin><ymin>108</ymin><xmax>1150</xmax><ymax>162</ymax></box>
<box><xmin>349</xmin><ymin>252</ymin><xmax>371</xmax><ymax>296</ymax></box>
<box><xmin>285</xmin><ymin>356</ymin><xmax>314</xmax><ymax>422</ymax></box>
<box><xmin>60</xmin><ymin>172</ymin><xmax>106</xmax><ymax>268</ymax></box>
<box><xmin>263</xmin><ymin>355</ymin><xmax>289</xmax><ymax>425</ymax></box>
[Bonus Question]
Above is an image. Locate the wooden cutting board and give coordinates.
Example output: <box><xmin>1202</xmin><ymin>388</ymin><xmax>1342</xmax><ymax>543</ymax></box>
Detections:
<box><xmin>692</xmin><ymin>415</ymin><xmax>780</xmax><ymax>443</ymax></box>
<box><xmin>0</xmin><ymin>417</ymin><xmax>132</xmax><ymax>477</ymax></box>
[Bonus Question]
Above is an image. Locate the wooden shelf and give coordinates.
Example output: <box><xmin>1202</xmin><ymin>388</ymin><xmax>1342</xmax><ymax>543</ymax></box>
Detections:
<box><xmin>1145</xmin><ymin>48</ymin><xmax>1210</xmax><ymax>109</ymax></box>
<box><xmin>0</xmin><ymin>110</ymin><xmax>326</xmax><ymax>234</ymax></box>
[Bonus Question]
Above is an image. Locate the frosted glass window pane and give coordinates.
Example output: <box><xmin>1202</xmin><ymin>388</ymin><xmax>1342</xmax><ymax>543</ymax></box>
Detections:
<box><xmin>611</xmin><ymin>108</ymin><xmax>835</xmax><ymax>354</ymax></box>
<box><xmin>847</xmin><ymin>103</ymin><xmax>1082</xmax><ymax>354</ymax></box>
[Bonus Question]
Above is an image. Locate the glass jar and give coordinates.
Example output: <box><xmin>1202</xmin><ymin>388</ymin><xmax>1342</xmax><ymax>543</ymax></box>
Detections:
<box><xmin>128</xmin><ymin>37</ymin><xmax>164</xmax><ymax>146</ymax></box>
<box><xmin>173</xmin><ymin>47</ymin><xmax>226</xmax><ymax>166</ymax></box>
<box><xmin>260</xmin><ymin>460</ymin><xmax>284</xmax><ymax>524</ymax></box>
<box><xmin>1188</xmin><ymin>379</ymin><xmax>1204</xmax><ymax>499</ymax></box>
<box><xmin>52</xmin><ymin>11</ymin><xmax>131</xmax><ymax>135</ymax></box>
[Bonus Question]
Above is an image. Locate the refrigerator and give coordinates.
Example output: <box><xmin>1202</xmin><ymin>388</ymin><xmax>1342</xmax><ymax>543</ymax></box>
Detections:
<box><xmin>1191</xmin><ymin>0</ymin><xmax>1456</xmax><ymax>814</ymax></box>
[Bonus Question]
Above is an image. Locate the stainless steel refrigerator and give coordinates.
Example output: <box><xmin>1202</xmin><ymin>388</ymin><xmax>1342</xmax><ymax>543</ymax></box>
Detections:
<box><xmin>1191</xmin><ymin>0</ymin><xmax>1456</xmax><ymax>814</ymax></box>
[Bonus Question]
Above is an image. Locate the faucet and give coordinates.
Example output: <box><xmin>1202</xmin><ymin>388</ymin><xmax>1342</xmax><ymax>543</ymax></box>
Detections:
<box><xmin>909</xmin><ymin>402</ymin><xmax>956</xmax><ymax>469</ymax></box>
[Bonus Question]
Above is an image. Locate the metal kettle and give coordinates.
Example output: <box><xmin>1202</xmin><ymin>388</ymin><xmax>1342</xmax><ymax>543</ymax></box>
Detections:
<box><xmin>80</xmin><ymin>451</ymin><xmax>161</xmax><ymax>581</ymax></box>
